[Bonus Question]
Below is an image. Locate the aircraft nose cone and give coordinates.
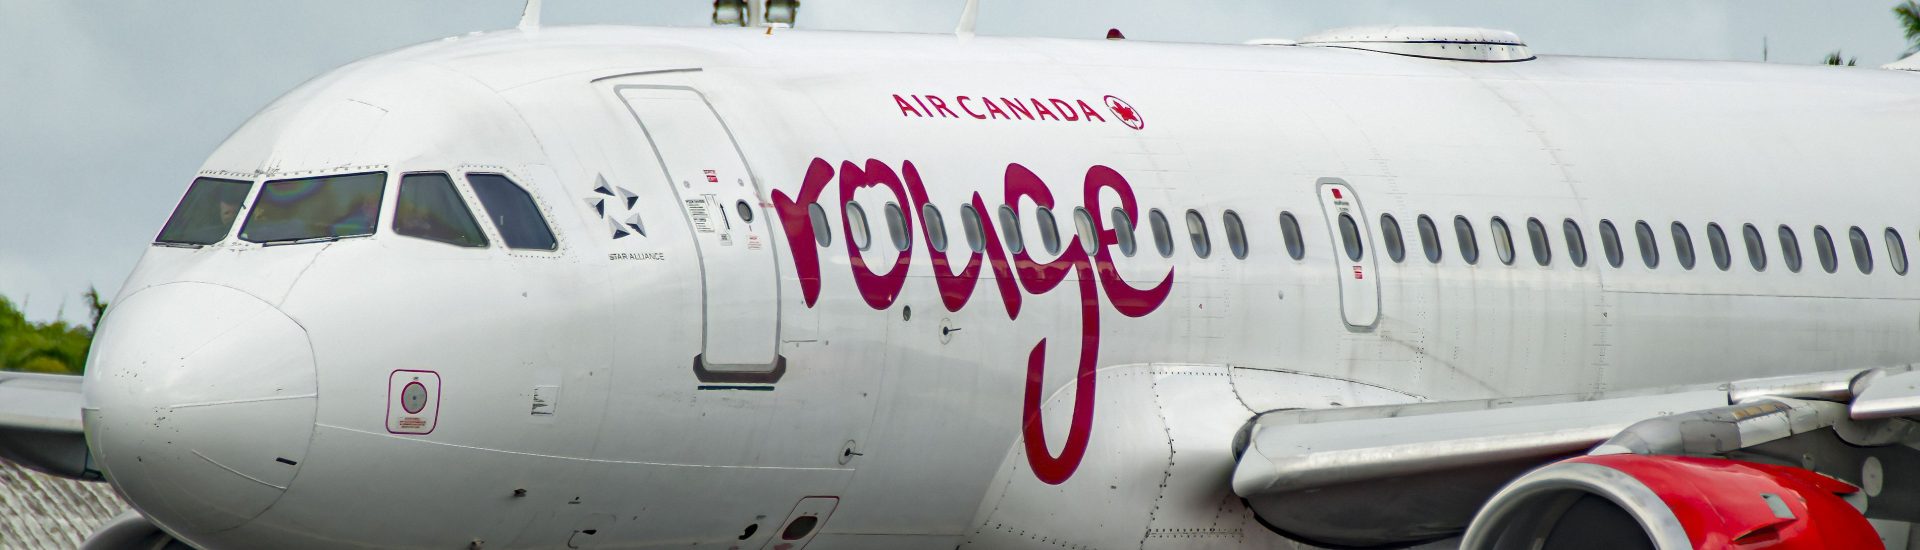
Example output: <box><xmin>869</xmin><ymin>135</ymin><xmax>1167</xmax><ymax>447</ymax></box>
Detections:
<box><xmin>82</xmin><ymin>282</ymin><xmax>317</xmax><ymax>536</ymax></box>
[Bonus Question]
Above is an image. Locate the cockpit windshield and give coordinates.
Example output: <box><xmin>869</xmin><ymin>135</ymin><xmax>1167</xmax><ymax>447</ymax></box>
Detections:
<box><xmin>155</xmin><ymin>177</ymin><xmax>254</xmax><ymax>246</ymax></box>
<box><xmin>239</xmin><ymin>172</ymin><xmax>386</xmax><ymax>245</ymax></box>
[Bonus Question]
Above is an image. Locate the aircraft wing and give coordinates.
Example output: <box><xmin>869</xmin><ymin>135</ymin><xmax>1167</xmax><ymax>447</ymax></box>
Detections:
<box><xmin>1231</xmin><ymin>366</ymin><xmax>1920</xmax><ymax>547</ymax></box>
<box><xmin>0</xmin><ymin>371</ymin><xmax>98</xmax><ymax>480</ymax></box>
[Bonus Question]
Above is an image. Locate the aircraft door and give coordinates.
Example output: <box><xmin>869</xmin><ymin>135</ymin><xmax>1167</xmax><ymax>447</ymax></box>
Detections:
<box><xmin>617</xmin><ymin>86</ymin><xmax>782</xmax><ymax>374</ymax></box>
<box><xmin>1315</xmin><ymin>178</ymin><xmax>1380</xmax><ymax>329</ymax></box>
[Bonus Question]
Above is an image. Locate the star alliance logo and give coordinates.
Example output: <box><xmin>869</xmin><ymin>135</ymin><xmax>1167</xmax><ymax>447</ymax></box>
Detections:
<box><xmin>584</xmin><ymin>174</ymin><xmax>645</xmax><ymax>239</ymax></box>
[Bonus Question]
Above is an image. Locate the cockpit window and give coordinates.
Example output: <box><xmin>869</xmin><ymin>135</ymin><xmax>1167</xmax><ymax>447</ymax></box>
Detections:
<box><xmin>395</xmin><ymin>173</ymin><xmax>488</xmax><ymax>248</ymax></box>
<box><xmin>467</xmin><ymin>173</ymin><xmax>558</xmax><ymax>250</ymax></box>
<box><xmin>239</xmin><ymin>172</ymin><xmax>385</xmax><ymax>244</ymax></box>
<box><xmin>155</xmin><ymin>177</ymin><xmax>253</xmax><ymax>246</ymax></box>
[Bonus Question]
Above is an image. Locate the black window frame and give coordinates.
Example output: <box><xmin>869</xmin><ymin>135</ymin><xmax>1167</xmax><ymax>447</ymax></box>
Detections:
<box><xmin>1563</xmin><ymin>219</ymin><xmax>1587</xmax><ymax>268</ymax></box>
<box><xmin>1110</xmin><ymin>207</ymin><xmax>1137</xmax><ymax>257</ymax></box>
<box><xmin>393</xmin><ymin>172</ymin><xmax>489</xmax><ymax>248</ymax></box>
<box><xmin>1280</xmin><ymin>211</ymin><xmax>1306</xmax><ymax>260</ymax></box>
<box><xmin>1743</xmin><ymin>223</ymin><xmax>1766</xmax><ymax>272</ymax></box>
<box><xmin>1186</xmin><ymin>209</ymin><xmax>1212</xmax><ymax>259</ymax></box>
<box><xmin>1779</xmin><ymin>225</ymin><xmax>1803</xmax><ymax>273</ymax></box>
<box><xmin>1599</xmin><ymin>219</ymin><xmax>1625</xmax><ymax>268</ymax></box>
<box><xmin>1454</xmin><ymin>215</ymin><xmax>1480</xmax><ymax>265</ymax></box>
<box><xmin>808</xmin><ymin>202</ymin><xmax>832</xmax><ymax>247</ymax></box>
<box><xmin>1381</xmin><ymin>213</ymin><xmax>1406</xmax><ymax>263</ymax></box>
<box><xmin>1223</xmin><ymin>210</ymin><xmax>1249</xmax><ymax>259</ymax></box>
<box><xmin>1150</xmin><ymin>208</ymin><xmax>1174</xmax><ymax>258</ymax></box>
<box><xmin>1418</xmin><ymin>214</ymin><xmax>1442</xmax><ymax>264</ymax></box>
<box><xmin>465</xmin><ymin>172</ymin><xmax>557</xmax><ymax>251</ymax></box>
<box><xmin>1670</xmin><ymin>222</ymin><xmax>1695</xmax><ymax>270</ymax></box>
<box><xmin>1814</xmin><ymin>225</ymin><xmax>1838</xmax><ymax>274</ymax></box>
<box><xmin>1706</xmin><ymin>223</ymin><xmax>1731</xmax><ymax>271</ymax></box>
<box><xmin>1634</xmin><ymin>220</ymin><xmax>1660</xmax><ymax>269</ymax></box>
<box><xmin>1849</xmin><ymin>226</ymin><xmax>1873</xmax><ymax>274</ymax></box>
<box><xmin>922</xmin><ymin>203</ymin><xmax>949</xmax><ymax>253</ymax></box>
<box><xmin>154</xmin><ymin>176</ymin><xmax>255</xmax><ymax>247</ymax></box>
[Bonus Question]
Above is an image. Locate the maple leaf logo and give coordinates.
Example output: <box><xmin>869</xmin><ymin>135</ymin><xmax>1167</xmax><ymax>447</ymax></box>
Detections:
<box><xmin>1104</xmin><ymin>95</ymin><xmax>1143</xmax><ymax>130</ymax></box>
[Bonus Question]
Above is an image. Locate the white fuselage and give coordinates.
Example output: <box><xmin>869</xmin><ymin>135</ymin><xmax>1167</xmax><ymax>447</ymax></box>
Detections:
<box><xmin>78</xmin><ymin>25</ymin><xmax>1920</xmax><ymax>549</ymax></box>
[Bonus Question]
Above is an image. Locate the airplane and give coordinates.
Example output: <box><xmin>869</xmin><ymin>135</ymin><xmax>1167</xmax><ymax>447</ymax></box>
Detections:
<box><xmin>4</xmin><ymin>2</ymin><xmax>1920</xmax><ymax>548</ymax></box>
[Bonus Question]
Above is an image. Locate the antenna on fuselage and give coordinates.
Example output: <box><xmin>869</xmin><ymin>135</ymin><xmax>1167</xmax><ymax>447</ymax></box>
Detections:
<box><xmin>518</xmin><ymin>0</ymin><xmax>542</xmax><ymax>32</ymax></box>
<box><xmin>956</xmin><ymin>0</ymin><xmax>979</xmax><ymax>39</ymax></box>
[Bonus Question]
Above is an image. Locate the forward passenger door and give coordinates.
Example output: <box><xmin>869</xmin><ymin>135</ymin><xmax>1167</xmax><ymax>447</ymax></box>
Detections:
<box><xmin>615</xmin><ymin>85</ymin><xmax>784</xmax><ymax>378</ymax></box>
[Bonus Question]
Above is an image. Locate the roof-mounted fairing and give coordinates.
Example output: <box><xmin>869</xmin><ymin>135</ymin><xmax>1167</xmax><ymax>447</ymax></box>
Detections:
<box><xmin>1292</xmin><ymin>25</ymin><xmax>1535</xmax><ymax>63</ymax></box>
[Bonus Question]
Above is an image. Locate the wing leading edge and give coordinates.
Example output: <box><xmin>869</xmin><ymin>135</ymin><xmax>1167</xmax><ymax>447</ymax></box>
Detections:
<box><xmin>0</xmin><ymin>371</ymin><xmax>98</xmax><ymax>480</ymax></box>
<box><xmin>1231</xmin><ymin>366</ymin><xmax>1920</xmax><ymax>547</ymax></box>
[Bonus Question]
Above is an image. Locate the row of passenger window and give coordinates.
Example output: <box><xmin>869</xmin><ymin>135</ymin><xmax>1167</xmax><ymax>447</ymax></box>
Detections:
<box><xmin>811</xmin><ymin>199</ymin><xmax>1913</xmax><ymax>276</ymax></box>
<box><xmin>805</xmin><ymin>201</ymin><xmax>1266</xmax><ymax>260</ymax></box>
<box><xmin>1378</xmin><ymin>214</ymin><xmax>1909</xmax><ymax>276</ymax></box>
<box><xmin>155</xmin><ymin>171</ymin><xmax>557</xmax><ymax>251</ymax></box>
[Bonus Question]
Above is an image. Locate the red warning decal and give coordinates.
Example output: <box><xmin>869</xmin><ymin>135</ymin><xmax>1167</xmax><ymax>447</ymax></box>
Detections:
<box><xmin>387</xmin><ymin>370</ymin><xmax>440</xmax><ymax>435</ymax></box>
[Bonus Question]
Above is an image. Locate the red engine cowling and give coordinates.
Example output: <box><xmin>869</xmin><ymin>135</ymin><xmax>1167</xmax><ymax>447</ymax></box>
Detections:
<box><xmin>1462</xmin><ymin>455</ymin><xmax>1880</xmax><ymax>549</ymax></box>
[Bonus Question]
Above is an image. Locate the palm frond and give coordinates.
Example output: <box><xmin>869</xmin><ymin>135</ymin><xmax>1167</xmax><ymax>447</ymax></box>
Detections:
<box><xmin>1896</xmin><ymin>0</ymin><xmax>1920</xmax><ymax>53</ymax></box>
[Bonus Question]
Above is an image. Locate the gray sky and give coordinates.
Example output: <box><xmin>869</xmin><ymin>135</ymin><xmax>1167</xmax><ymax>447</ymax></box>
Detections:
<box><xmin>0</xmin><ymin>1</ymin><xmax>1911</xmax><ymax>322</ymax></box>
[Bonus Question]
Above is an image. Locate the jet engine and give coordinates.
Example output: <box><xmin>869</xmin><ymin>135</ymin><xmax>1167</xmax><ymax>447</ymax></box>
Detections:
<box><xmin>1461</xmin><ymin>454</ymin><xmax>1879</xmax><ymax>550</ymax></box>
<box><xmin>82</xmin><ymin>511</ymin><xmax>191</xmax><ymax>550</ymax></box>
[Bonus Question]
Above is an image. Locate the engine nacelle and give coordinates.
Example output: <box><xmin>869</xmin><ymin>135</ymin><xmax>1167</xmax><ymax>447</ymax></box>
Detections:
<box><xmin>1463</xmin><ymin>455</ymin><xmax>1879</xmax><ymax>549</ymax></box>
<box><xmin>82</xmin><ymin>510</ymin><xmax>190</xmax><ymax>550</ymax></box>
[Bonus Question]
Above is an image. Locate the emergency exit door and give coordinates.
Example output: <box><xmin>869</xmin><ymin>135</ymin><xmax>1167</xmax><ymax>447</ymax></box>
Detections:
<box><xmin>1315</xmin><ymin>178</ymin><xmax>1380</xmax><ymax>329</ymax></box>
<box><xmin>617</xmin><ymin>86</ymin><xmax>782</xmax><ymax>374</ymax></box>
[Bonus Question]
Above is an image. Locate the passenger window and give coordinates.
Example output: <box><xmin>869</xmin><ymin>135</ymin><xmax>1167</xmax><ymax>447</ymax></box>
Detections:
<box><xmin>847</xmin><ymin>201</ymin><xmax>872</xmax><ymax>251</ymax></box>
<box><xmin>808</xmin><ymin>203</ymin><xmax>832</xmax><ymax>247</ymax></box>
<box><xmin>1670</xmin><ymin>222</ymin><xmax>1695</xmax><ymax>270</ymax></box>
<box><xmin>1280</xmin><ymin>211</ymin><xmax>1306</xmax><ymax>260</ymax></box>
<box><xmin>1186</xmin><ymin>209</ymin><xmax>1212</xmax><ymax>259</ymax></box>
<box><xmin>1454</xmin><ymin>216</ymin><xmax>1480</xmax><ymax>265</ymax></box>
<box><xmin>1742</xmin><ymin>224</ymin><xmax>1766</xmax><ymax>272</ymax></box>
<box><xmin>1599</xmin><ymin>219</ymin><xmax>1624</xmax><ymax>268</ymax></box>
<box><xmin>1634</xmin><ymin>221</ymin><xmax>1659</xmax><ymax>268</ymax></box>
<box><xmin>1527</xmin><ymin>217</ymin><xmax>1551</xmax><ymax>266</ymax></box>
<box><xmin>156</xmin><ymin>177</ymin><xmax>253</xmax><ymax>246</ymax></box>
<box><xmin>1074</xmin><ymin>207</ymin><xmax>1099</xmax><ymax>254</ymax></box>
<box><xmin>998</xmin><ymin>205</ymin><xmax>1024</xmax><ymax>254</ymax></box>
<box><xmin>1224</xmin><ymin>210</ymin><xmax>1249</xmax><ymax>259</ymax></box>
<box><xmin>467</xmin><ymin>174</ymin><xmax>556</xmax><ymax>250</ymax></box>
<box><xmin>885</xmin><ymin>202</ymin><xmax>911</xmax><ymax>251</ymax></box>
<box><xmin>1814</xmin><ymin>226</ymin><xmax>1838</xmax><ymax>273</ymax></box>
<box><xmin>1036</xmin><ymin>207</ymin><xmax>1062</xmax><ymax>255</ymax></box>
<box><xmin>1849</xmin><ymin>226</ymin><xmax>1873</xmax><ymax>274</ymax></box>
<box><xmin>960</xmin><ymin>204</ymin><xmax>984</xmax><ymax>253</ymax></box>
<box><xmin>1338</xmin><ymin>213</ymin><xmax>1364</xmax><ymax>261</ymax></box>
<box><xmin>1380</xmin><ymin>214</ymin><xmax>1406</xmax><ymax>263</ymax></box>
<box><xmin>1563</xmin><ymin>219</ymin><xmax>1587</xmax><ymax>268</ymax></box>
<box><xmin>242</xmin><ymin>172</ymin><xmax>386</xmax><ymax>245</ymax></box>
<box><xmin>1779</xmin><ymin>225</ymin><xmax>1803</xmax><ymax>273</ymax></box>
<box><xmin>1418</xmin><ymin>215</ymin><xmax>1442</xmax><ymax>263</ymax></box>
<box><xmin>1705</xmin><ymin>223</ymin><xmax>1731</xmax><ymax>271</ymax></box>
<box><xmin>922</xmin><ymin>204</ymin><xmax>948</xmax><ymax>252</ymax></box>
<box><xmin>1110</xmin><ymin>208</ymin><xmax>1138</xmax><ymax>257</ymax></box>
<box><xmin>394</xmin><ymin>173</ymin><xmax>487</xmax><ymax>247</ymax></box>
<box><xmin>1888</xmin><ymin>228</ymin><xmax>1909</xmax><ymax>276</ymax></box>
<box><xmin>1490</xmin><ymin>217</ymin><xmax>1515</xmax><ymax>265</ymax></box>
<box><xmin>1150</xmin><ymin>209</ymin><xmax>1174</xmax><ymax>258</ymax></box>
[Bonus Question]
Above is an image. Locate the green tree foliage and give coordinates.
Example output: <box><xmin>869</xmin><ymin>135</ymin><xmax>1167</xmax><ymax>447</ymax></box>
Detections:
<box><xmin>1899</xmin><ymin>1</ymin><xmax>1920</xmax><ymax>54</ymax></box>
<box><xmin>1826</xmin><ymin>50</ymin><xmax>1859</xmax><ymax>66</ymax></box>
<box><xmin>0</xmin><ymin>291</ymin><xmax>103</xmax><ymax>375</ymax></box>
